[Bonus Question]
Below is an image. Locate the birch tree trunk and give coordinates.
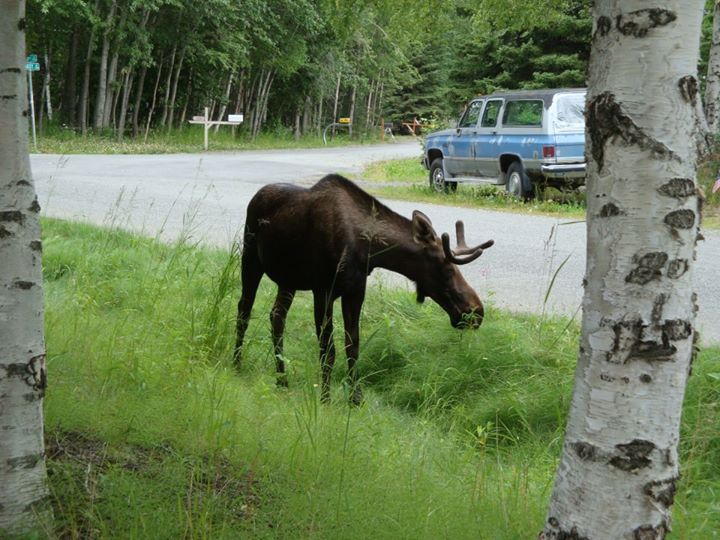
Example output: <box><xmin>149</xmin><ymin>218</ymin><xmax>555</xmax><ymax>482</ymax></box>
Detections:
<box><xmin>131</xmin><ymin>64</ymin><xmax>147</xmax><ymax>138</ymax></box>
<box><xmin>42</xmin><ymin>48</ymin><xmax>52</xmax><ymax>123</ymax></box>
<box><xmin>116</xmin><ymin>68</ymin><xmax>133</xmax><ymax>140</ymax></box>
<box><xmin>143</xmin><ymin>56</ymin><xmax>164</xmax><ymax>142</ymax></box>
<box><xmin>93</xmin><ymin>0</ymin><xmax>117</xmax><ymax>130</ymax></box>
<box><xmin>79</xmin><ymin>0</ymin><xmax>100</xmax><ymax>135</ymax></box>
<box><xmin>331</xmin><ymin>72</ymin><xmax>341</xmax><ymax>136</ymax></box>
<box><xmin>705</xmin><ymin>1</ymin><xmax>720</xmax><ymax>134</ymax></box>
<box><xmin>544</xmin><ymin>3</ymin><xmax>704</xmax><ymax>539</ymax></box>
<box><xmin>0</xmin><ymin>1</ymin><xmax>51</xmax><ymax>534</ymax></box>
<box><xmin>166</xmin><ymin>46</ymin><xmax>185</xmax><ymax>131</ymax></box>
<box><xmin>158</xmin><ymin>45</ymin><xmax>176</xmax><ymax>128</ymax></box>
<box><xmin>348</xmin><ymin>82</ymin><xmax>357</xmax><ymax>137</ymax></box>
<box><xmin>61</xmin><ymin>25</ymin><xmax>79</xmax><ymax>127</ymax></box>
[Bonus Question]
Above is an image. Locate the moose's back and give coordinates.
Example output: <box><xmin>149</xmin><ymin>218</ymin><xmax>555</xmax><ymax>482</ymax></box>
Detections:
<box><xmin>243</xmin><ymin>175</ymin><xmax>377</xmax><ymax>292</ymax></box>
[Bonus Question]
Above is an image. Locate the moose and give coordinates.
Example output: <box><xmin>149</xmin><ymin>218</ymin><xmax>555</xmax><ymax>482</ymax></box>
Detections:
<box><xmin>233</xmin><ymin>174</ymin><xmax>494</xmax><ymax>403</ymax></box>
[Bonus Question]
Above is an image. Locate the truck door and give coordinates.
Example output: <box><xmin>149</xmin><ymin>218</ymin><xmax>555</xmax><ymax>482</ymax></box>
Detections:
<box><xmin>444</xmin><ymin>99</ymin><xmax>483</xmax><ymax>175</ymax></box>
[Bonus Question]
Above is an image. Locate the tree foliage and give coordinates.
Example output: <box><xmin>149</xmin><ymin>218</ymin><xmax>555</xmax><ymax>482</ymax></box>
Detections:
<box><xmin>24</xmin><ymin>0</ymin><xmax>714</xmax><ymax>137</ymax></box>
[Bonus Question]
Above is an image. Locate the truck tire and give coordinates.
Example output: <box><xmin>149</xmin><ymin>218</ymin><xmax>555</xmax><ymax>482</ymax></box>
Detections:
<box><xmin>429</xmin><ymin>158</ymin><xmax>457</xmax><ymax>193</ymax></box>
<box><xmin>505</xmin><ymin>161</ymin><xmax>532</xmax><ymax>200</ymax></box>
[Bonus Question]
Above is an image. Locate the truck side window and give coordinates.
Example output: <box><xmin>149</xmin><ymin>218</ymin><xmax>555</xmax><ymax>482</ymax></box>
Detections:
<box><xmin>480</xmin><ymin>99</ymin><xmax>503</xmax><ymax>128</ymax></box>
<box><xmin>502</xmin><ymin>100</ymin><xmax>543</xmax><ymax>126</ymax></box>
<box><xmin>458</xmin><ymin>100</ymin><xmax>483</xmax><ymax>128</ymax></box>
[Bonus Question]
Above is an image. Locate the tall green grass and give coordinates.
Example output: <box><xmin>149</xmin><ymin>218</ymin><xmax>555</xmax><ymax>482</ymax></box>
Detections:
<box><xmin>34</xmin><ymin>123</ymin><xmax>386</xmax><ymax>154</ymax></box>
<box><xmin>41</xmin><ymin>219</ymin><xmax>720</xmax><ymax>538</ymax></box>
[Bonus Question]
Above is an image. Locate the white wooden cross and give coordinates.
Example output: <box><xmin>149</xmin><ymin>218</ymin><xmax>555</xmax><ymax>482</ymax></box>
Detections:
<box><xmin>188</xmin><ymin>107</ymin><xmax>244</xmax><ymax>150</ymax></box>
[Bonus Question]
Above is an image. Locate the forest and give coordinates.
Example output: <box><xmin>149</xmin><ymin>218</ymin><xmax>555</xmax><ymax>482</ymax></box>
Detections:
<box><xmin>25</xmin><ymin>0</ymin><xmax>599</xmax><ymax>140</ymax></box>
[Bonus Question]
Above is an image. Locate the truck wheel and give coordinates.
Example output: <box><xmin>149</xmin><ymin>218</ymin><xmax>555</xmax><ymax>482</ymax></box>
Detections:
<box><xmin>505</xmin><ymin>161</ymin><xmax>532</xmax><ymax>200</ymax></box>
<box><xmin>429</xmin><ymin>158</ymin><xmax>457</xmax><ymax>193</ymax></box>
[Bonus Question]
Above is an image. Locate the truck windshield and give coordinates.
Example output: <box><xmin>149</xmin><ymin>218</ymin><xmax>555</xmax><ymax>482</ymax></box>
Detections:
<box><xmin>554</xmin><ymin>93</ymin><xmax>585</xmax><ymax>131</ymax></box>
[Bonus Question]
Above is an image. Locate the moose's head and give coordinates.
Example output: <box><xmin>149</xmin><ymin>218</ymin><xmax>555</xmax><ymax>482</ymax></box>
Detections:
<box><xmin>410</xmin><ymin>211</ymin><xmax>494</xmax><ymax>329</ymax></box>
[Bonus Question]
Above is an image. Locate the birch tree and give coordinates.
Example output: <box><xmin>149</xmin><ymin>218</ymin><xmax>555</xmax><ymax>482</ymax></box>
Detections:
<box><xmin>544</xmin><ymin>2</ymin><xmax>704</xmax><ymax>538</ymax></box>
<box><xmin>705</xmin><ymin>0</ymin><xmax>720</xmax><ymax>133</ymax></box>
<box><xmin>0</xmin><ymin>0</ymin><xmax>52</xmax><ymax>534</ymax></box>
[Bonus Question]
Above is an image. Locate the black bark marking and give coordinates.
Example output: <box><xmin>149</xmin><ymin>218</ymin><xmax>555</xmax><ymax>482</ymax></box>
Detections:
<box><xmin>690</xmin><ymin>330</ymin><xmax>701</xmax><ymax>376</ymax></box>
<box><xmin>3</xmin><ymin>355</ymin><xmax>48</xmax><ymax>390</ymax></box>
<box><xmin>30</xmin><ymin>239</ymin><xmax>42</xmax><ymax>252</ymax></box>
<box><xmin>678</xmin><ymin>76</ymin><xmax>698</xmax><ymax>106</ymax></box>
<box><xmin>651</xmin><ymin>294</ymin><xmax>667</xmax><ymax>323</ymax></box>
<box><xmin>667</xmin><ymin>259</ymin><xmax>688</xmax><ymax>279</ymax></box>
<box><xmin>658</xmin><ymin>178</ymin><xmax>695</xmax><ymax>199</ymax></box>
<box><xmin>23</xmin><ymin>108</ymin><xmax>28</xmax><ymax>116</ymax></box>
<box><xmin>0</xmin><ymin>67</ymin><xmax>22</xmax><ymax>74</ymax></box>
<box><xmin>633</xmin><ymin>523</ymin><xmax>667</xmax><ymax>540</ymax></box>
<box><xmin>595</xmin><ymin>16</ymin><xmax>612</xmax><ymax>38</ymax></box>
<box><xmin>13</xmin><ymin>280</ymin><xmax>35</xmax><ymax>290</ymax></box>
<box><xmin>616</xmin><ymin>9</ymin><xmax>677</xmax><ymax>37</ymax></box>
<box><xmin>6</xmin><ymin>453</ymin><xmax>43</xmax><ymax>470</ymax></box>
<box><xmin>609</xmin><ymin>439</ymin><xmax>655</xmax><ymax>471</ymax></box>
<box><xmin>17</xmin><ymin>179</ymin><xmax>31</xmax><ymax>186</ymax></box>
<box><xmin>28</xmin><ymin>354</ymin><xmax>48</xmax><ymax>391</ymax></box>
<box><xmin>662</xmin><ymin>319</ymin><xmax>692</xmax><ymax>341</ymax></box>
<box><xmin>18</xmin><ymin>17</ymin><xmax>26</xmax><ymax>30</ymax></box>
<box><xmin>23</xmin><ymin>392</ymin><xmax>42</xmax><ymax>402</ymax></box>
<box><xmin>572</xmin><ymin>441</ymin><xmax>600</xmax><ymax>461</ymax></box>
<box><xmin>548</xmin><ymin>517</ymin><xmax>560</xmax><ymax>527</ymax></box>
<box><xmin>0</xmin><ymin>225</ymin><xmax>11</xmax><ymax>238</ymax></box>
<box><xmin>599</xmin><ymin>203</ymin><xmax>623</xmax><ymax>217</ymax></box>
<box><xmin>626</xmin><ymin>252</ymin><xmax>668</xmax><ymax>285</ymax></box>
<box><xmin>0</xmin><ymin>210</ymin><xmax>24</xmax><ymax>224</ymax></box>
<box><xmin>631</xmin><ymin>340</ymin><xmax>676</xmax><ymax>360</ymax></box>
<box><xmin>552</xmin><ymin>525</ymin><xmax>589</xmax><ymax>540</ymax></box>
<box><xmin>664</xmin><ymin>209</ymin><xmax>695</xmax><ymax>229</ymax></box>
<box><xmin>0</xmin><ymin>95</ymin><xmax>18</xmax><ymax>101</ymax></box>
<box><xmin>644</xmin><ymin>477</ymin><xmax>678</xmax><ymax>508</ymax></box>
<box><xmin>607</xmin><ymin>318</ymin><xmax>642</xmax><ymax>363</ymax></box>
<box><xmin>28</xmin><ymin>197</ymin><xmax>41</xmax><ymax>213</ymax></box>
<box><xmin>587</xmin><ymin>92</ymin><xmax>676</xmax><ymax>173</ymax></box>
<box><xmin>640</xmin><ymin>373</ymin><xmax>652</xmax><ymax>383</ymax></box>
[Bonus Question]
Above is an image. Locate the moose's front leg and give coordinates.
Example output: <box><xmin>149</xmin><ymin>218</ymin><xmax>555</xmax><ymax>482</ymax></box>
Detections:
<box><xmin>271</xmin><ymin>288</ymin><xmax>295</xmax><ymax>387</ymax></box>
<box><xmin>313</xmin><ymin>290</ymin><xmax>336</xmax><ymax>402</ymax></box>
<box><xmin>342</xmin><ymin>289</ymin><xmax>365</xmax><ymax>405</ymax></box>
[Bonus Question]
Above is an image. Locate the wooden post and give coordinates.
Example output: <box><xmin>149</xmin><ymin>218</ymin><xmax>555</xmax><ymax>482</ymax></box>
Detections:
<box><xmin>380</xmin><ymin>117</ymin><xmax>384</xmax><ymax>141</ymax></box>
<box><xmin>203</xmin><ymin>106</ymin><xmax>209</xmax><ymax>150</ymax></box>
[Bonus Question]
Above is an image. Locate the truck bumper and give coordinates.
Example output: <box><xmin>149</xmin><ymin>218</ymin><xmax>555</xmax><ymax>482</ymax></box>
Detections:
<box><xmin>541</xmin><ymin>163</ymin><xmax>586</xmax><ymax>179</ymax></box>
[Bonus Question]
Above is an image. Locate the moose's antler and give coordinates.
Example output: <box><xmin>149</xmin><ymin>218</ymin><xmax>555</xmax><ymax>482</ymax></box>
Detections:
<box><xmin>441</xmin><ymin>220</ymin><xmax>494</xmax><ymax>265</ymax></box>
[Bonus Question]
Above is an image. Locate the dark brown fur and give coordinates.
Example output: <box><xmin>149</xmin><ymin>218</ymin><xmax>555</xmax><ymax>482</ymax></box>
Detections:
<box><xmin>234</xmin><ymin>174</ymin><xmax>492</xmax><ymax>403</ymax></box>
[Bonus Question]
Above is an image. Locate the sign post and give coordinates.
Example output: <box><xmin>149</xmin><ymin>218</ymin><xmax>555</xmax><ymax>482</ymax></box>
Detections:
<box><xmin>26</xmin><ymin>55</ymin><xmax>39</xmax><ymax>150</ymax></box>
<box><xmin>188</xmin><ymin>107</ymin><xmax>244</xmax><ymax>150</ymax></box>
<box><xmin>323</xmin><ymin>117</ymin><xmax>353</xmax><ymax>145</ymax></box>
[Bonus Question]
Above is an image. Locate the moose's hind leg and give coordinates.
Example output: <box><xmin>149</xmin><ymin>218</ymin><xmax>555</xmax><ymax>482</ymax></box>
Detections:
<box><xmin>234</xmin><ymin>249</ymin><xmax>263</xmax><ymax>368</ymax></box>
<box><xmin>342</xmin><ymin>289</ymin><xmax>365</xmax><ymax>405</ymax></box>
<box><xmin>313</xmin><ymin>290</ymin><xmax>336</xmax><ymax>403</ymax></box>
<box><xmin>271</xmin><ymin>288</ymin><xmax>295</xmax><ymax>387</ymax></box>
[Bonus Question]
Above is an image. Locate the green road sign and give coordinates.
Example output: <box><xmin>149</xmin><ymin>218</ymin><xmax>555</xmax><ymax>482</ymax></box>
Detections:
<box><xmin>26</xmin><ymin>62</ymin><xmax>40</xmax><ymax>71</ymax></box>
<box><xmin>26</xmin><ymin>54</ymin><xmax>37</xmax><ymax>63</ymax></box>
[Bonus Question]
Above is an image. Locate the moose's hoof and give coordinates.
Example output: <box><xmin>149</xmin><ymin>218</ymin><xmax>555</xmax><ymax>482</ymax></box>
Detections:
<box><xmin>350</xmin><ymin>385</ymin><xmax>364</xmax><ymax>406</ymax></box>
<box><xmin>276</xmin><ymin>375</ymin><xmax>289</xmax><ymax>388</ymax></box>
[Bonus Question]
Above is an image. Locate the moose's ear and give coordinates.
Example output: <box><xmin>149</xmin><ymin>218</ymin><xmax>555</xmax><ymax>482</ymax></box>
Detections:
<box><xmin>412</xmin><ymin>210</ymin><xmax>436</xmax><ymax>245</ymax></box>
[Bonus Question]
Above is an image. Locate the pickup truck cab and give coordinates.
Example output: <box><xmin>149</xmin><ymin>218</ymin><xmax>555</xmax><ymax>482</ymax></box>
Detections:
<box><xmin>423</xmin><ymin>88</ymin><xmax>586</xmax><ymax>198</ymax></box>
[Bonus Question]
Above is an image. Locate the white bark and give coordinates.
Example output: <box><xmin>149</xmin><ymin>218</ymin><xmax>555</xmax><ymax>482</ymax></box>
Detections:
<box><xmin>0</xmin><ymin>0</ymin><xmax>51</xmax><ymax>535</ymax></box>
<box><xmin>705</xmin><ymin>1</ymin><xmax>720</xmax><ymax>134</ymax></box>
<box><xmin>544</xmin><ymin>3</ymin><xmax>704</xmax><ymax>539</ymax></box>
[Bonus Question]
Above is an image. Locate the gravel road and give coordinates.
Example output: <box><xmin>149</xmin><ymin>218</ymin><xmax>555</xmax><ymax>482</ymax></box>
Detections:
<box><xmin>30</xmin><ymin>143</ymin><xmax>719</xmax><ymax>344</ymax></box>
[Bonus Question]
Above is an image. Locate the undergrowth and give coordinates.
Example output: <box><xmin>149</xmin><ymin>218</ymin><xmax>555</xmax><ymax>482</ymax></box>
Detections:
<box><xmin>40</xmin><ymin>219</ymin><xmax>720</xmax><ymax>538</ymax></box>
<box><xmin>363</xmin><ymin>156</ymin><xmax>720</xmax><ymax>227</ymax></box>
<box><xmin>34</xmin><ymin>123</ymin><xmax>387</xmax><ymax>154</ymax></box>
